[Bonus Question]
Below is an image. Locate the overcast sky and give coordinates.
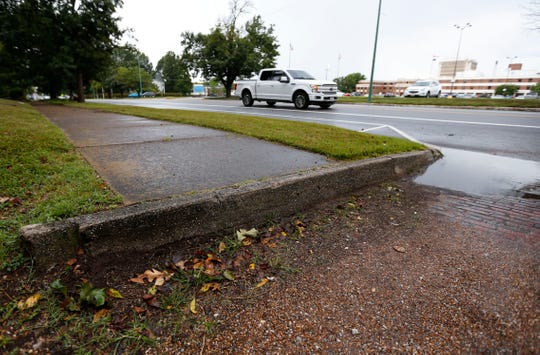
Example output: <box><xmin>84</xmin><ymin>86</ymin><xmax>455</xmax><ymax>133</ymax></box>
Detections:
<box><xmin>116</xmin><ymin>0</ymin><xmax>540</xmax><ymax>81</ymax></box>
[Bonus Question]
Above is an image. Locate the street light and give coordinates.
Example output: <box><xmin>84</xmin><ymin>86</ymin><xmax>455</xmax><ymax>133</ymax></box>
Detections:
<box><xmin>449</xmin><ymin>22</ymin><xmax>471</xmax><ymax>96</ymax></box>
<box><xmin>137</xmin><ymin>56</ymin><xmax>143</xmax><ymax>97</ymax></box>
<box><xmin>368</xmin><ymin>0</ymin><xmax>382</xmax><ymax>103</ymax></box>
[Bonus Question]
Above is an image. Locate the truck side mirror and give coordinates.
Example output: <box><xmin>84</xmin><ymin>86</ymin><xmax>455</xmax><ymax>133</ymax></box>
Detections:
<box><xmin>280</xmin><ymin>76</ymin><xmax>289</xmax><ymax>83</ymax></box>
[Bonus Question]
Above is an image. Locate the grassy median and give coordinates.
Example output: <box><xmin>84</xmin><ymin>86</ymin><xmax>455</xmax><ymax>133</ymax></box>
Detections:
<box><xmin>338</xmin><ymin>96</ymin><xmax>540</xmax><ymax>108</ymax></box>
<box><xmin>69</xmin><ymin>102</ymin><xmax>425</xmax><ymax>160</ymax></box>
<box><xmin>0</xmin><ymin>100</ymin><xmax>122</xmax><ymax>270</ymax></box>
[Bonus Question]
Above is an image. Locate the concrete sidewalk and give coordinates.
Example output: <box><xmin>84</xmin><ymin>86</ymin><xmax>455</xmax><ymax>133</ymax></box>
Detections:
<box><xmin>34</xmin><ymin>105</ymin><xmax>330</xmax><ymax>203</ymax></box>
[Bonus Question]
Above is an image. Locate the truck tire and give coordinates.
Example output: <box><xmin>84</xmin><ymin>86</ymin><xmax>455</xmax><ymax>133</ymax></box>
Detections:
<box><xmin>242</xmin><ymin>90</ymin><xmax>254</xmax><ymax>107</ymax></box>
<box><xmin>293</xmin><ymin>91</ymin><xmax>309</xmax><ymax>109</ymax></box>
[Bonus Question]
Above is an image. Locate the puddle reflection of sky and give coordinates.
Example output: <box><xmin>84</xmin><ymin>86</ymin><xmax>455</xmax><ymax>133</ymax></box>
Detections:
<box><xmin>415</xmin><ymin>148</ymin><xmax>540</xmax><ymax>196</ymax></box>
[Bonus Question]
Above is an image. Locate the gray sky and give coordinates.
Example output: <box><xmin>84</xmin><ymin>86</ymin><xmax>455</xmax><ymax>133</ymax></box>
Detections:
<box><xmin>117</xmin><ymin>0</ymin><xmax>540</xmax><ymax>81</ymax></box>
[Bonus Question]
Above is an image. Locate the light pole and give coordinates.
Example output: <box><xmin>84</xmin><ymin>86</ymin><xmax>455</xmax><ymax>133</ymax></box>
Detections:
<box><xmin>449</xmin><ymin>22</ymin><xmax>471</xmax><ymax>96</ymax></box>
<box><xmin>368</xmin><ymin>0</ymin><xmax>382</xmax><ymax>103</ymax></box>
<box><xmin>137</xmin><ymin>56</ymin><xmax>143</xmax><ymax>97</ymax></box>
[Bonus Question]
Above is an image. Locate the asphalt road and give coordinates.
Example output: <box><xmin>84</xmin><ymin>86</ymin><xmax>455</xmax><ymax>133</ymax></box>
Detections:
<box><xmin>91</xmin><ymin>97</ymin><xmax>540</xmax><ymax>161</ymax></box>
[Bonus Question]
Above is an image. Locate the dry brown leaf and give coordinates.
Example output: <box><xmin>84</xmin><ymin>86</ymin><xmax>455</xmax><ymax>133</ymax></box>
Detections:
<box><xmin>256</xmin><ymin>278</ymin><xmax>268</xmax><ymax>288</ymax></box>
<box><xmin>66</xmin><ymin>258</ymin><xmax>77</xmax><ymax>266</ymax></box>
<box><xmin>189</xmin><ymin>298</ymin><xmax>197</xmax><ymax>314</ymax></box>
<box><xmin>17</xmin><ymin>293</ymin><xmax>41</xmax><ymax>310</ymax></box>
<box><xmin>218</xmin><ymin>241</ymin><xmax>226</xmax><ymax>253</ymax></box>
<box><xmin>393</xmin><ymin>245</ymin><xmax>406</xmax><ymax>253</ymax></box>
<box><xmin>93</xmin><ymin>309</ymin><xmax>110</xmax><ymax>323</ymax></box>
<box><xmin>200</xmin><ymin>282</ymin><xmax>220</xmax><ymax>292</ymax></box>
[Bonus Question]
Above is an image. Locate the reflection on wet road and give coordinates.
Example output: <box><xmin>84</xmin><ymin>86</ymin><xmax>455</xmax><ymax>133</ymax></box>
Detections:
<box><xmin>415</xmin><ymin>148</ymin><xmax>540</xmax><ymax>197</ymax></box>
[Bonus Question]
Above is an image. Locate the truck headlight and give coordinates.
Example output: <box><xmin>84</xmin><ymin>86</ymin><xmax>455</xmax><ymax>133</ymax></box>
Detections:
<box><xmin>310</xmin><ymin>84</ymin><xmax>319</xmax><ymax>92</ymax></box>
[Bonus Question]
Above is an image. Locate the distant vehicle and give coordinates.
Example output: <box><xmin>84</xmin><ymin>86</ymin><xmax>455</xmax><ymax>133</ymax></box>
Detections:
<box><xmin>336</xmin><ymin>91</ymin><xmax>345</xmax><ymax>97</ymax></box>
<box><xmin>523</xmin><ymin>92</ymin><xmax>539</xmax><ymax>99</ymax></box>
<box><xmin>352</xmin><ymin>92</ymin><xmax>363</xmax><ymax>96</ymax></box>
<box><xmin>404</xmin><ymin>80</ymin><xmax>441</xmax><ymax>98</ymax></box>
<box><xmin>384</xmin><ymin>92</ymin><xmax>396</xmax><ymax>97</ymax></box>
<box><xmin>141</xmin><ymin>91</ymin><xmax>156</xmax><ymax>97</ymax></box>
<box><xmin>234</xmin><ymin>68</ymin><xmax>338</xmax><ymax>109</ymax></box>
<box><xmin>128</xmin><ymin>92</ymin><xmax>139</xmax><ymax>98</ymax></box>
<box><xmin>456</xmin><ymin>93</ymin><xmax>476</xmax><ymax>99</ymax></box>
<box><xmin>343</xmin><ymin>93</ymin><xmax>351</xmax><ymax>97</ymax></box>
<box><xmin>491</xmin><ymin>95</ymin><xmax>507</xmax><ymax>99</ymax></box>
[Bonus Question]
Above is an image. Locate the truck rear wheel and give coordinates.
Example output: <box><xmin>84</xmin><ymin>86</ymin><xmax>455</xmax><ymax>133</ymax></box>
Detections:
<box><xmin>242</xmin><ymin>90</ymin><xmax>254</xmax><ymax>107</ymax></box>
<box><xmin>293</xmin><ymin>91</ymin><xmax>309</xmax><ymax>109</ymax></box>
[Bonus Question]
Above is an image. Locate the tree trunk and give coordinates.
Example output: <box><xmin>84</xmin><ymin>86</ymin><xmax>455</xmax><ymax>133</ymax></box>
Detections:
<box><xmin>77</xmin><ymin>71</ymin><xmax>85</xmax><ymax>103</ymax></box>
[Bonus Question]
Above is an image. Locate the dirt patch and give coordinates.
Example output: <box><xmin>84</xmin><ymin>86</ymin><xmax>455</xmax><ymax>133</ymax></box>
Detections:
<box><xmin>1</xmin><ymin>181</ymin><xmax>538</xmax><ymax>353</ymax></box>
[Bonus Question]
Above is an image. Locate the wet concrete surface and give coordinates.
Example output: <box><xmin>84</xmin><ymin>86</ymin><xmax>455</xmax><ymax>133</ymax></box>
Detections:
<box><xmin>34</xmin><ymin>105</ymin><xmax>330</xmax><ymax>203</ymax></box>
<box><xmin>415</xmin><ymin>147</ymin><xmax>540</xmax><ymax>197</ymax></box>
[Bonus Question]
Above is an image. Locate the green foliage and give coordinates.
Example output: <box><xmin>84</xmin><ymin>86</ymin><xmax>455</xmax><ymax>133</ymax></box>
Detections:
<box><xmin>334</xmin><ymin>72</ymin><xmax>366</xmax><ymax>93</ymax></box>
<box><xmin>181</xmin><ymin>3</ymin><xmax>279</xmax><ymax>97</ymax></box>
<box><xmin>495</xmin><ymin>84</ymin><xmax>519</xmax><ymax>96</ymax></box>
<box><xmin>0</xmin><ymin>0</ymin><xmax>124</xmax><ymax>101</ymax></box>
<box><xmin>156</xmin><ymin>51</ymin><xmax>193</xmax><ymax>95</ymax></box>
<box><xmin>79</xmin><ymin>282</ymin><xmax>106</xmax><ymax>307</ymax></box>
<box><xmin>530</xmin><ymin>83</ymin><xmax>540</xmax><ymax>95</ymax></box>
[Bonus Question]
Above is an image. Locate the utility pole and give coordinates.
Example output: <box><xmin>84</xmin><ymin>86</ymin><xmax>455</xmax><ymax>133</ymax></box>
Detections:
<box><xmin>368</xmin><ymin>0</ymin><xmax>382</xmax><ymax>103</ymax></box>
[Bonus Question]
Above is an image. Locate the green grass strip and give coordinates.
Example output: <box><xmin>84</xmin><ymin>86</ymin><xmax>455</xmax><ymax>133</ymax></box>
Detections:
<box><xmin>68</xmin><ymin>102</ymin><xmax>425</xmax><ymax>160</ymax></box>
<box><xmin>338</xmin><ymin>96</ymin><xmax>540</xmax><ymax>108</ymax></box>
<box><xmin>0</xmin><ymin>99</ymin><xmax>121</xmax><ymax>270</ymax></box>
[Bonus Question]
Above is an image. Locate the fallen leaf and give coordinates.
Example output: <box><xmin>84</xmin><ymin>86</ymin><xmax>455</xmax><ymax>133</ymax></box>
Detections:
<box><xmin>242</xmin><ymin>238</ymin><xmax>252</xmax><ymax>246</ymax></box>
<box><xmin>218</xmin><ymin>241</ymin><xmax>226</xmax><ymax>253</ymax></box>
<box><xmin>189</xmin><ymin>298</ymin><xmax>197</xmax><ymax>314</ymax></box>
<box><xmin>107</xmin><ymin>288</ymin><xmax>123</xmax><ymax>299</ymax></box>
<box><xmin>223</xmin><ymin>270</ymin><xmax>235</xmax><ymax>281</ymax></box>
<box><xmin>249</xmin><ymin>263</ymin><xmax>255</xmax><ymax>270</ymax></box>
<box><xmin>200</xmin><ymin>282</ymin><xmax>220</xmax><ymax>292</ymax></box>
<box><xmin>256</xmin><ymin>278</ymin><xmax>268</xmax><ymax>288</ymax></box>
<box><xmin>393</xmin><ymin>245</ymin><xmax>406</xmax><ymax>253</ymax></box>
<box><xmin>0</xmin><ymin>197</ymin><xmax>9</xmax><ymax>204</ymax></box>
<box><xmin>133</xmin><ymin>306</ymin><xmax>145</xmax><ymax>314</ymax></box>
<box><xmin>93</xmin><ymin>309</ymin><xmax>110</xmax><ymax>323</ymax></box>
<box><xmin>66</xmin><ymin>258</ymin><xmax>77</xmax><ymax>266</ymax></box>
<box><xmin>237</xmin><ymin>228</ymin><xmax>258</xmax><ymax>241</ymax></box>
<box><xmin>17</xmin><ymin>293</ymin><xmax>41</xmax><ymax>310</ymax></box>
<box><xmin>148</xmin><ymin>285</ymin><xmax>157</xmax><ymax>296</ymax></box>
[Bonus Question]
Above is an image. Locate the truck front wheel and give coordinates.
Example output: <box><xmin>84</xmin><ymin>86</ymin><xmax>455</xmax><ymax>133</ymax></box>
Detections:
<box><xmin>293</xmin><ymin>91</ymin><xmax>309</xmax><ymax>109</ymax></box>
<box><xmin>242</xmin><ymin>90</ymin><xmax>254</xmax><ymax>107</ymax></box>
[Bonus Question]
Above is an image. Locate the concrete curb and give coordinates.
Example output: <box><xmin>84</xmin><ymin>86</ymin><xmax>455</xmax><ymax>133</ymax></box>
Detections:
<box><xmin>20</xmin><ymin>149</ymin><xmax>440</xmax><ymax>271</ymax></box>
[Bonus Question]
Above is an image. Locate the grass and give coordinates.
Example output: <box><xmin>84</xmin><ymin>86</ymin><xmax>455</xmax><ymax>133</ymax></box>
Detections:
<box><xmin>338</xmin><ymin>96</ymin><xmax>540</xmax><ymax>108</ymax></box>
<box><xmin>67</xmin><ymin>102</ymin><xmax>425</xmax><ymax>160</ymax></box>
<box><xmin>0</xmin><ymin>99</ymin><xmax>122</xmax><ymax>270</ymax></box>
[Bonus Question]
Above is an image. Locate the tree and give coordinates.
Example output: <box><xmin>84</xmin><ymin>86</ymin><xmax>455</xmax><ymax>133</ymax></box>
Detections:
<box><xmin>495</xmin><ymin>84</ymin><xmax>519</xmax><ymax>97</ymax></box>
<box><xmin>530</xmin><ymin>82</ymin><xmax>540</xmax><ymax>95</ymax></box>
<box><xmin>0</xmin><ymin>0</ymin><xmax>123</xmax><ymax>101</ymax></box>
<box><xmin>156</xmin><ymin>51</ymin><xmax>193</xmax><ymax>95</ymax></box>
<box><xmin>181</xmin><ymin>1</ymin><xmax>279</xmax><ymax>97</ymax></box>
<box><xmin>334</xmin><ymin>72</ymin><xmax>366</xmax><ymax>93</ymax></box>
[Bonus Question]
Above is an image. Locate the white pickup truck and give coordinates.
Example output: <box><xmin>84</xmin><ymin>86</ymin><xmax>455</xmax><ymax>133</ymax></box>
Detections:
<box><xmin>234</xmin><ymin>68</ymin><xmax>338</xmax><ymax>109</ymax></box>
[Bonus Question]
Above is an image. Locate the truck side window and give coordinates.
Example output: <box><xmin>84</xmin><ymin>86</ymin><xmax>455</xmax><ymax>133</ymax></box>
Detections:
<box><xmin>273</xmin><ymin>71</ymin><xmax>287</xmax><ymax>81</ymax></box>
<box><xmin>260</xmin><ymin>71</ymin><xmax>272</xmax><ymax>81</ymax></box>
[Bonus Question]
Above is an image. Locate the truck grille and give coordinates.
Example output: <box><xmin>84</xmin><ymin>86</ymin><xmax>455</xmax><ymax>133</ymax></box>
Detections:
<box><xmin>320</xmin><ymin>85</ymin><xmax>337</xmax><ymax>94</ymax></box>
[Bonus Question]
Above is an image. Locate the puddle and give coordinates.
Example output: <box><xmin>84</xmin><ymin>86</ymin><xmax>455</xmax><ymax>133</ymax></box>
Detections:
<box><xmin>415</xmin><ymin>148</ymin><xmax>540</xmax><ymax>197</ymax></box>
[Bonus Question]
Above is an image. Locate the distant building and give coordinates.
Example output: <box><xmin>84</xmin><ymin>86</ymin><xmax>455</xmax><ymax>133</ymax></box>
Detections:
<box><xmin>356</xmin><ymin>75</ymin><xmax>540</xmax><ymax>97</ymax></box>
<box><xmin>439</xmin><ymin>59</ymin><xmax>478</xmax><ymax>77</ymax></box>
<box><xmin>355</xmin><ymin>58</ymin><xmax>539</xmax><ymax>97</ymax></box>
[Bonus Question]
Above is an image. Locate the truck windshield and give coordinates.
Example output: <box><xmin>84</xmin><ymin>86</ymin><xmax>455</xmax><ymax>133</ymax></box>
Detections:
<box><xmin>288</xmin><ymin>70</ymin><xmax>315</xmax><ymax>80</ymax></box>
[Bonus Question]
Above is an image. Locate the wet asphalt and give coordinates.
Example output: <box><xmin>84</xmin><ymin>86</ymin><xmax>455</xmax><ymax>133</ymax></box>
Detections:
<box><xmin>34</xmin><ymin>105</ymin><xmax>330</xmax><ymax>204</ymax></box>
